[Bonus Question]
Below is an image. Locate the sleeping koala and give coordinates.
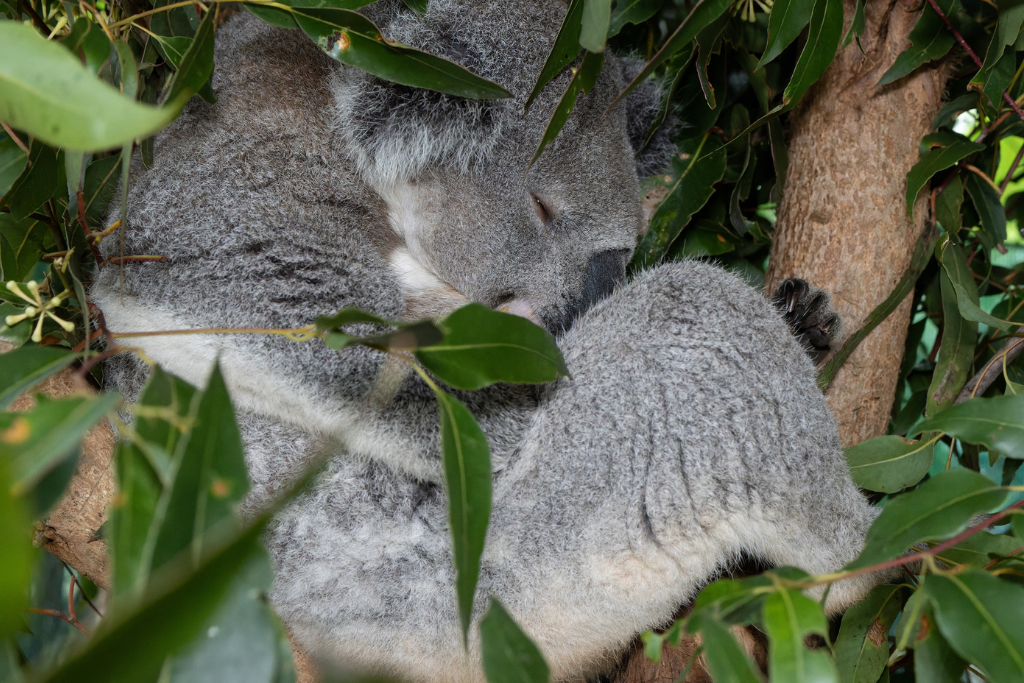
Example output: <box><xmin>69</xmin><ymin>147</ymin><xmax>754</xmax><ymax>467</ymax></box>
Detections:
<box><xmin>91</xmin><ymin>1</ymin><xmax>881</xmax><ymax>681</ymax></box>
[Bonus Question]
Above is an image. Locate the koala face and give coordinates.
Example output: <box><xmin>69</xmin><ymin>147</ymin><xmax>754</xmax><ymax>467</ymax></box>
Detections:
<box><xmin>334</xmin><ymin>0</ymin><xmax>671</xmax><ymax>334</ymax></box>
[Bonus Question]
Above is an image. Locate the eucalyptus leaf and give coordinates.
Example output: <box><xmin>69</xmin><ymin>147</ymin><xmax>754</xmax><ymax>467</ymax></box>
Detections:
<box><xmin>688</xmin><ymin>613</ymin><xmax>762</xmax><ymax>683</ymax></box>
<box><xmin>525</xmin><ymin>0</ymin><xmax>583</xmax><ymax>111</ymax></box>
<box><xmin>436</xmin><ymin>390</ymin><xmax>491</xmax><ymax>641</ymax></box>
<box><xmin>416</xmin><ymin>304</ymin><xmax>568</xmax><ymax>390</ymax></box>
<box><xmin>0</xmin><ymin>133</ymin><xmax>27</xmax><ymax>198</ymax></box>
<box><xmin>0</xmin><ymin>345</ymin><xmax>76</xmax><ymax>409</ymax></box>
<box><xmin>844</xmin><ymin>435</ymin><xmax>935</xmax><ymax>493</ymax></box>
<box><xmin>580</xmin><ymin>0</ymin><xmax>612</xmax><ymax>52</ymax></box>
<box><xmin>530</xmin><ymin>50</ymin><xmax>604</xmax><ymax>167</ymax></box>
<box><xmin>902</xmin><ymin>594</ymin><xmax>966</xmax><ymax>683</ymax></box>
<box><xmin>935</xmin><ymin>531</ymin><xmax>1022</xmax><ymax>566</ymax></box>
<box><xmin>904</xmin><ymin>133</ymin><xmax>983</xmax><ymax>218</ymax></box>
<box><xmin>934</xmin><ymin>174</ymin><xmax>963</xmax><ymax>233</ymax></box>
<box><xmin>911</xmin><ymin>394</ymin><xmax>1024</xmax><ymax>459</ymax></box>
<box><xmin>938</xmin><ymin>240</ymin><xmax>1015</xmax><ymax>332</ymax></box>
<box><xmin>926</xmin><ymin>268</ymin><xmax>977</xmax><ymax>417</ymax></box>
<box><xmin>0</xmin><ymin>214</ymin><xmax>49</xmax><ymax>283</ymax></box>
<box><xmin>0</xmin><ymin>457</ymin><xmax>34</xmax><ymax>641</ymax></box>
<box><xmin>758</xmin><ymin>0</ymin><xmax>814</xmax><ymax>69</ymax></box>
<box><xmin>1</xmin><ymin>140</ymin><xmax>60</xmax><ymax>221</ymax></box>
<box><xmin>0</xmin><ymin>22</ymin><xmax>184</xmax><ymax>151</ymax></box>
<box><xmin>925</xmin><ymin>569</ymin><xmax>1024</xmax><ymax>681</ymax></box>
<box><xmin>608</xmin><ymin>0</ymin><xmax>660</xmax><ymax>37</ymax></box>
<box><xmin>834</xmin><ymin>584</ymin><xmax>906</xmax><ymax>683</ymax></box>
<box><xmin>479</xmin><ymin>599</ymin><xmax>550</xmax><ymax>683</ymax></box>
<box><xmin>849</xmin><ymin>469</ymin><xmax>1008</xmax><ymax>569</ymax></box>
<box><xmin>876</xmin><ymin>0</ymin><xmax>959</xmax><ymax>86</ymax></box>
<box><xmin>762</xmin><ymin>589</ymin><xmax>838</xmax><ymax>683</ymax></box>
<box><xmin>965</xmin><ymin>173</ymin><xmax>1007</xmax><ymax>245</ymax></box>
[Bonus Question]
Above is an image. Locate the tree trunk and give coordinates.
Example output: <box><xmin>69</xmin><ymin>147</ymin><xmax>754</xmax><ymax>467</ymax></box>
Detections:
<box><xmin>765</xmin><ymin>0</ymin><xmax>951</xmax><ymax>447</ymax></box>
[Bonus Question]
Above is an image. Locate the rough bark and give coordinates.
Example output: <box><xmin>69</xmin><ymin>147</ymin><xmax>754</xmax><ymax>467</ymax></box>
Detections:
<box><xmin>765</xmin><ymin>0</ymin><xmax>951</xmax><ymax>447</ymax></box>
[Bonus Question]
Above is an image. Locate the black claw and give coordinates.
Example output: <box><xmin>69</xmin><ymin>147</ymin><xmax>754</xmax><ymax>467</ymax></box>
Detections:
<box><xmin>770</xmin><ymin>278</ymin><xmax>843</xmax><ymax>365</ymax></box>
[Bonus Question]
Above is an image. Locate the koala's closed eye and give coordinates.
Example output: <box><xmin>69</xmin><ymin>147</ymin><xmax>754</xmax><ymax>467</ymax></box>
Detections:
<box><xmin>531</xmin><ymin>192</ymin><xmax>555</xmax><ymax>225</ymax></box>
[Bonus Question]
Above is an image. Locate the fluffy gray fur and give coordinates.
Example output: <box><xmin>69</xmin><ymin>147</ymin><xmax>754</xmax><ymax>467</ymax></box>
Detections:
<box><xmin>92</xmin><ymin>2</ymin><xmax>889</xmax><ymax>681</ymax></box>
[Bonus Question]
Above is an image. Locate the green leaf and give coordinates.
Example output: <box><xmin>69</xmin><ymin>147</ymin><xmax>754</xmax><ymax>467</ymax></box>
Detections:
<box><xmin>325</xmin><ymin>320</ymin><xmax>444</xmax><ymax>351</ymax></box>
<box><xmin>0</xmin><ymin>133</ymin><xmax>27</xmax><ymax>197</ymax></box>
<box><xmin>965</xmin><ymin>174</ymin><xmax>1007</xmax><ymax>246</ymax></box>
<box><xmin>401</xmin><ymin>0</ymin><xmax>428</xmax><ymax>12</ymax></box>
<box><xmin>109</xmin><ymin>366</ymin><xmax>198</xmax><ymax>597</ymax></box>
<box><xmin>911</xmin><ymin>394</ymin><xmax>1024</xmax><ymax>459</ymax></box>
<box><xmin>151</xmin><ymin>0</ymin><xmax>200</xmax><ymax>38</ymax></box>
<box><xmin>849</xmin><ymin>469</ymin><xmax>1008</xmax><ymax>569</ymax></box>
<box><xmin>607</xmin><ymin>0</ymin><xmax>732</xmax><ymax>112</ymax></box>
<box><xmin>83</xmin><ymin>152</ymin><xmax>124</xmax><ymax>222</ymax></box>
<box><xmin>479</xmin><ymin>599</ymin><xmax>550</xmax><ymax>683</ymax></box>
<box><xmin>0</xmin><ymin>215</ymin><xmax>49</xmax><ymax>284</ymax></box>
<box><xmin>151</xmin><ymin>362</ymin><xmax>249</xmax><ymax>570</ymax></box>
<box><xmin>1</xmin><ymin>139</ymin><xmax>60</xmax><ymax>221</ymax></box>
<box><xmin>112</xmin><ymin>39</ymin><xmax>139</xmax><ymax>99</ymax></box>
<box><xmin>695</xmin><ymin>15</ymin><xmax>728</xmax><ymax>109</ymax></box>
<box><xmin>154</xmin><ymin>35</ymin><xmax>194</xmax><ymax>70</ymax></box>
<box><xmin>314</xmin><ymin>307</ymin><xmax>395</xmax><ymax>330</ymax></box>
<box><xmin>608</xmin><ymin>0</ymin><xmax>660</xmax><ymax>37</ymax></box>
<box><xmin>935</xmin><ymin>531</ymin><xmax>1022</xmax><ymax>566</ymax></box>
<box><xmin>842</xmin><ymin>0</ymin><xmax>865</xmax><ymax>48</ymax></box>
<box><xmin>844</xmin><ymin>435</ymin><xmax>935</xmax><ymax>493</ymax></box>
<box><xmin>935</xmin><ymin>174</ymin><xmax>963</xmax><ymax>233</ymax></box>
<box><xmin>971</xmin><ymin>0</ymin><xmax>1024</xmax><ymax>106</ymax></box>
<box><xmin>926</xmin><ymin>268</ymin><xmax>977</xmax><ymax>417</ymax></box>
<box><xmin>61</xmin><ymin>17</ymin><xmax>112</xmax><ymax>75</ymax></box>
<box><xmin>415</xmin><ymin>304</ymin><xmax>568</xmax><ymax>390</ymax></box>
<box><xmin>0</xmin><ymin>392</ymin><xmax>120</xmax><ymax>507</ymax></box>
<box><xmin>630</xmin><ymin>133</ymin><xmax>727</xmax><ymax>271</ymax></box>
<box><xmin>243</xmin><ymin>3</ymin><xmax>298</xmax><ymax>28</ymax></box>
<box><xmin>0</xmin><ymin>22</ymin><xmax>185</xmax><ymax>151</ymax></box>
<box><xmin>898</xmin><ymin>591</ymin><xmax>966</xmax><ymax>683</ymax></box>
<box><xmin>762</xmin><ymin>588</ymin><xmax>838</xmax><ymax>683</ymax></box>
<box><xmin>938</xmin><ymin>240</ymin><xmax>1015</xmax><ymax>332</ymax></box>
<box><xmin>905</xmin><ymin>134</ymin><xmax>984</xmax><ymax>219</ymax></box>
<box><xmin>580</xmin><ymin>0</ymin><xmax>612</xmax><ymax>52</ymax></box>
<box><xmin>436</xmin><ymin>390</ymin><xmax>491</xmax><ymax>641</ymax></box>
<box><xmin>164</xmin><ymin>8</ymin><xmax>215</xmax><ymax>107</ymax></box>
<box><xmin>38</xmin><ymin>520</ymin><xmax>268</xmax><ymax>683</ymax></box>
<box><xmin>0</xmin><ymin>345</ymin><xmax>74</xmax><ymax>410</ymax></box>
<box><xmin>835</xmin><ymin>584</ymin><xmax>906</xmax><ymax>683</ymax></box>
<box><xmin>758</xmin><ymin>0</ymin><xmax>814</xmax><ymax>68</ymax></box>
<box><xmin>876</xmin><ymin>0</ymin><xmax>959</xmax><ymax>86</ymax></box>
<box><xmin>692</xmin><ymin>575</ymin><xmax>775</xmax><ymax>626</ymax></box>
<box><xmin>293</xmin><ymin>8</ymin><xmax>511</xmax><ymax>99</ymax></box>
<box><xmin>779</xmin><ymin>0</ymin><xmax>843</xmax><ymax>105</ymax></box>
<box><xmin>925</xmin><ymin>569</ymin><xmax>1024</xmax><ymax>681</ymax></box>
<box><xmin>529</xmin><ymin>50</ymin><xmax>604</xmax><ymax>167</ymax></box>
<box><xmin>525</xmin><ymin>0</ymin><xmax>583</xmax><ymax>111</ymax></box>
<box><xmin>0</xmin><ymin>456</ymin><xmax>34</xmax><ymax>641</ymax></box>
<box><xmin>166</xmin><ymin>547</ymin><xmax>281</xmax><ymax>683</ymax></box>
<box><xmin>688</xmin><ymin>613</ymin><xmax>762</xmax><ymax>683</ymax></box>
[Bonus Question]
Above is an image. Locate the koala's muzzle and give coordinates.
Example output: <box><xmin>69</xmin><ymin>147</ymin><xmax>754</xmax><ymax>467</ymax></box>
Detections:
<box><xmin>546</xmin><ymin>249</ymin><xmax>629</xmax><ymax>335</ymax></box>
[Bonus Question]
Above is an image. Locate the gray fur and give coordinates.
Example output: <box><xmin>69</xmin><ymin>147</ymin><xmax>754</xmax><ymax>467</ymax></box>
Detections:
<box><xmin>92</xmin><ymin>3</ymin><xmax>888</xmax><ymax>681</ymax></box>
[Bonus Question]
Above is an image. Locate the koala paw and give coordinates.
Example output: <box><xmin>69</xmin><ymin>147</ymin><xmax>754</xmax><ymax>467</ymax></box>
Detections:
<box><xmin>770</xmin><ymin>278</ymin><xmax>844</xmax><ymax>366</ymax></box>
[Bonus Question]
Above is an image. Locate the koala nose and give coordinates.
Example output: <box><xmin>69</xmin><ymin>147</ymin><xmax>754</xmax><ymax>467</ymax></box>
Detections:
<box><xmin>547</xmin><ymin>249</ymin><xmax>629</xmax><ymax>335</ymax></box>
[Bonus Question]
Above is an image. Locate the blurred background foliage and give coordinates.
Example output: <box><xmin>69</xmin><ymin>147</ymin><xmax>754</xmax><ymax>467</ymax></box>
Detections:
<box><xmin>3</xmin><ymin>0</ymin><xmax>1024</xmax><ymax>682</ymax></box>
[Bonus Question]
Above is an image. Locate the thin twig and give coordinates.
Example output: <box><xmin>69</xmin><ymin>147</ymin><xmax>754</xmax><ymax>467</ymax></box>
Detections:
<box><xmin>1000</xmin><ymin>142</ymin><xmax>1024</xmax><ymax>194</ymax></box>
<box><xmin>1</xmin><ymin>122</ymin><xmax>30</xmax><ymax>155</ymax></box>
<box><xmin>102</xmin><ymin>254</ymin><xmax>167</xmax><ymax>266</ymax></box>
<box><xmin>955</xmin><ymin>334</ymin><xmax>1024</xmax><ymax>403</ymax></box>
<box><xmin>62</xmin><ymin>561</ymin><xmax>103</xmax><ymax>618</ymax></box>
<box><xmin>26</xmin><ymin>608</ymin><xmax>88</xmax><ymax>635</ymax></box>
<box><xmin>17</xmin><ymin>0</ymin><xmax>48</xmax><ymax>32</ymax></box>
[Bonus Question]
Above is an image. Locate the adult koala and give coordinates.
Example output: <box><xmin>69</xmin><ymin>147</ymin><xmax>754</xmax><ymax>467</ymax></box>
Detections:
<box><xmin>93</xmin><ymin>0</ymin><xmax>876</xmax><ymax>681</ymax></box>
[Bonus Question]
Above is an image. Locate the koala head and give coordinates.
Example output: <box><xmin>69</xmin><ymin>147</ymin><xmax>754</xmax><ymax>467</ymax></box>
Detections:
<box><xmin>333</xmin><ymin>0</ymin><xmax>674</xmax><ymax>334</ymax></box>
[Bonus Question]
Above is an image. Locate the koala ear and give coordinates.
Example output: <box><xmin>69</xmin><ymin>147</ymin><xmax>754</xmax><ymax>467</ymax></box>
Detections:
<box><xmin>618</xmin><ymin>56</ymin><xmax>678</xmax><ymax>179</ymax></box>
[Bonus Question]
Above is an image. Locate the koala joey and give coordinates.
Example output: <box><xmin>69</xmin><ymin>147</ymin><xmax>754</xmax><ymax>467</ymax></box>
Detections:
<box><xmin>91</xmin><ymin>1</ymin><xmax>889</xmax><ymax>681</ymax></box>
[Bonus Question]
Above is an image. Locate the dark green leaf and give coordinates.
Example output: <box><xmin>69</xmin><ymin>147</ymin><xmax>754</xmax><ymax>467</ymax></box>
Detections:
<box><xmin>762</xmin><ymin>588</ymin><xmax>837</xmax><ymax>683</ymax></box>
<box><xmin>935</xmin><ymin>174</ymin><xmax>963</xmax><ymax>233</ymax></box>
<box><xmin>151</xmin><ymin>0</ymin><xmax>200</xmax><ymax>38</ymax></box>
<box><xmin>876</xmin><ymin>0</ymin><xmax>959</xmax><ymax>86</ymax></box>
<box><xmin>580</xmin><ymin>0</ymin><xmax>612</xmax><ymax>52</ymax></box>
<box><xmin>151</xmin><ymin>362</ymin><xmax>249</xmax><ymax>570</ymax></box>
<box><xmin>0</xmin><ymin>214</ymin><xmax>48</xmax><ymax>282</ymax></box>
<box><xmin>0</xmin><ymin>133</ymin><xmax>27</xmax><ymax>197</ymax></box>
<box><xmin>936</xmin><ymin>531</ymin><xmax>1022</xmax><ymax>566</ymax></box>
<box><xmin>971</xmin><ymin>0</ymin><xmax>1024</xmax><ymax>106</ymax></box>
<box><xmin>844</xmin><ymin>435</ymin><xmax>935</xmax><ymax>493</ymax></box>
<box><xmin>607</xmin><ymin>0</ymin><xmax>732</xmax><ymax>112</ymax></box>
<box><xmin>835</xmin><ymin>584</ymin><xmax>905</xmax><ymax>683</ymax></box>
<box><xmin>899</xmin><ymin>592</ymin><xmax>965</xmax><ymax>683</ymax></box>
<box><xmin>637</xmin><ymin>47</ymin><xmax>693</xmax><ymax>154</ymax></box>
<box><xmin>965</xmin><ymin>174</ymin><xmax>1007</xmax><ymax>245</ymax></box>
<box><xmin>1</xmin><ymin>140</ymin><xmax>60</xmax><ymax>221</ymax></box>
<box><xmin>83</xmin><ymin>152</ymin><xmax>123</xmax><ymax>222</ymax></box>
<box><xmin>608</xmin><ymin>0</ymin><xmax>660</xmax><ymax>37</ymax></box>
<box><xmin>294</xmin><ymin>8</ymin><xmax>511</xmax><ymax>99</ymax></box>
<box><xmin>38</xmin><ymin>520</ymin><xmax>267</xmax><ymax>683</ymax></box>
<box><xmin>164</xmin><ymin>8</ymin><xmax>215</xmax><ymax>107</ymax></box>
<box><xmin>112</xmin><ymin>39</ymin><xmax>139</xmax><ymax>99</ymax></box>
<box><xmin>167</xmin><ymin>547</ymin><xmax>280</xmax><ymax>683</ymax></box>
<box><xmin>415</xmin><ymin>303</ymin><xmax>568</xmax><ymax>390</ymax></box>
<box><xmin>314</xmin><ymin>306</ymin><xmax>394</xmax><ymax>330</ymax></box>
<box><xmin>243</xmin><ymin>3</ymin><xmax>298</xmax><ymax>28</ymax></box>
<box><xmin>926</xmin><ymin>268</ymin><xmax>977</xmax><ymax>416</ymax></box>
<box><xmin>630</xmin><ymin>133</ymin><xmax>727</xmax><ymax>271</ymax></box>
<box><xmin>1013</xmin><ymin>512</ymin><xmax>1024</xmax><ymax>541</ymax></box>
<box><xmin>849</xmin><ymin>469</ymin><xmax>1008</xmax><ymax>569</ymax></box>
<box><xmin>842</xmin><ymin>0</ymin><xmax>865</xmax><ymax>48</ymax></box>
<box><xmin>0</xmin><ymin>456</ymin><xmax>34</xmax><ymax>641</ymax></box>
<box><xmin>325</xmin><ymin>320</ymin><xmax>444</xmax><ymax>352</ymax></box>
<box><xmin>692</xmin><ymin>575</ymin><xmax>774</xmax><ymax>626</ymax></box>
<box><xmin>479</xmin><ymin>599</ymin><xmax>550</xmax><ymax>683</ymax></box>
<box><xmin>925</xmin><ymin>569</ymin><xmax>1024</xmax><ymax>681</ymax></box>
<box><xmin>0</xmin><ymin>345</ymin><xmax>75</xmax><ymax>409</ymax></box>
<box><xmin>0</xmin><ymin>22</ymin><xmax>182</xmax><ymax>151</ymax></box>
<box><xmin>401</xmin><ymin>0</ymin><xmax>428</xmax><ymax>12</ymax></box>
<box><xmin>780</xmin><ymin>0</ymin><xmax>843</xmax><ymax>105</ymax></box>
<box><xmin>695</xmin><ymin>15</ymin><xmax>728</xmax><ymax>109</ymax></box>
<box><xmin>905</xmin><ymin>133</ymin><xmax>984</xmax><ymax>218</ymax></box>
<box><xmin>530</xmin><ymin>50</ymin><xmax>604</xmax><ymax>167</ymax></box>
<box><xmin>61</xmin><ymin>17</ymin><xmax>112</xmax><ymax>75</ymax></box>
<box><xmin>525</xmin><ymin>0</ymin><xmax>583</xmax><ymax>111</ymax></box>
<box><xmin>0</xmin><ymin>392</ymin><xmax>120</xmax><ymax>505</ymax></box>
<box><xmin>758</xmin><ymin>0</ymin><xmax>814</xmax><ymax>68</ymax></box>
<box><xmin>911</xmin><ymin>394</ymin><xmax>1024</xmax><ymax>459</ymax></box>
<box><xmin>688</xmin><ymin>612</ymin><xmax>762</xmax><ymax>683</ymax></box>
<box><xmin>154</xmin><ymin>35</ymin><xmax>193</xmax><ymax>70</ymax></box>
<box><xmin>938</xmin><ymin>240</ymin><xmax>1015</xmax><ymax>332</ymax></box>
<box><xmin>436</xmin><ymin>390</ymin><xmax>491</xmax><ymax>641</ymax></box>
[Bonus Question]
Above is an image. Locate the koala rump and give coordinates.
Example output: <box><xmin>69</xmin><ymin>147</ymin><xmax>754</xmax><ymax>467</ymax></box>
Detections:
<box><xmin>92</xmin><ymin>2</ymin><xmax>889</xmax><ymax>681</ymax></box>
